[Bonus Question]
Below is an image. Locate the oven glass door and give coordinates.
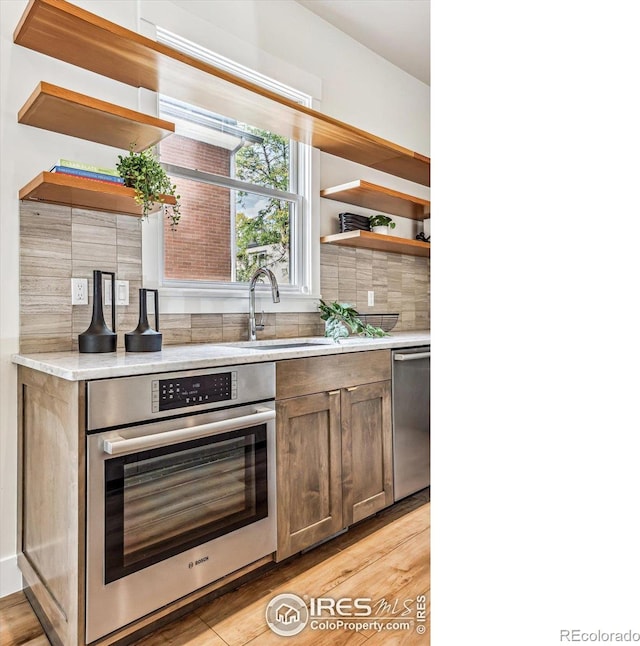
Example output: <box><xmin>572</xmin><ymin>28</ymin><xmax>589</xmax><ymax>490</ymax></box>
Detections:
<box><xmin>104</xmin><ymin>424</ymin><xmax>267</xmax><ymax>583</ymax></box>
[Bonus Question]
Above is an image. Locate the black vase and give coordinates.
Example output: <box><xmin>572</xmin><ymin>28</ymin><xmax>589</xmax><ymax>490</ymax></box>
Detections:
<box><xmin>125</xmin><ymin>289</ymin><xmax>162</xmax><ymax>352</ymax></box>
<box><xmin>79</xmin><ymin>270</ymin><xmax>117</xmax><ymax>353</ymax></box>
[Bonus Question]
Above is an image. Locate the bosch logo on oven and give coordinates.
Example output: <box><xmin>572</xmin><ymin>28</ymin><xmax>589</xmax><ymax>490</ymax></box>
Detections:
<box><xmin>188</xmin><ymin>556</ymin><xmax>210</xmax><ymax>569</ymax></box>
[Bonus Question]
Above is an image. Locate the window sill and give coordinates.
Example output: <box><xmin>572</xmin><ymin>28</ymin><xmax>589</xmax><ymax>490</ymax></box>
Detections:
<box><xmin>158</xmin><ymin>286</ymin><xmax>321</xmax><ymax>314</ymax></box>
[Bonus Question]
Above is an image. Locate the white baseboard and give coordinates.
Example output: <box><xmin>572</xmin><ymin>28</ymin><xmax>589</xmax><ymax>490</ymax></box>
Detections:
<box><xmin>0</xmin><ymin>554</ymin><xmax>23</xmax><ymax>597</ymax></box>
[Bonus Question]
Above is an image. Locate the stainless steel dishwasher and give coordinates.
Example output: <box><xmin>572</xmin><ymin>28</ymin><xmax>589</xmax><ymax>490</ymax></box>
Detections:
<box><xmin>392</xmin><ymin>345</ymin><xmax>430</xmax><ymax>500</ymax></box>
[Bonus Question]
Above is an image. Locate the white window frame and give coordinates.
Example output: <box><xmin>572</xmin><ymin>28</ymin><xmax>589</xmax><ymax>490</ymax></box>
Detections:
<box><xmin>142</xmin><ymin>29</ymin><xmax>320</xmax><ymax>314</ymax></box>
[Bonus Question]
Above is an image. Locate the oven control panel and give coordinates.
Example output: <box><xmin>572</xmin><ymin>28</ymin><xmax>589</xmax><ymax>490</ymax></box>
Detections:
<box><xmin>152</xmin><ymin>372</ymin><xmax>237</xmax><ymax>412</ymax></box>
<box><xmin>87</xmin><ymin>363</ymin><xmax>275</xmax><ymax>431</ymax></box>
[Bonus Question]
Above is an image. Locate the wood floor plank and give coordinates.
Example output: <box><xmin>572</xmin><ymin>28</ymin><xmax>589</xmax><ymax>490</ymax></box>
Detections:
<box><xmin>198</xmin><ymin>504</ymin><xmax>429</xmax><ymax>646</ymax></box>
<box><xmin>0</xmin><ymin>592</ymin><xmax>49</xmax><ymax>646</ymax></box>
<box><xmin>334</xmin><ymin>490</ymin><xmax>429</xmax><ymax>553</ymax></box>
<box><xmin>232</xmin><ymin>523</ymin><xmax>430</xmax><ymax>646</ymax></box>
<box><xmin>193</xmin><ymin>541</ymin><xmax>342</xmax><ymax>645</ymax></box>
<box><xmin>361</xmin><ymin>627</ymin><xmax>429</xmax><ymax>645</ymax></box>
<box><xmin>324</xmin><ymin>531</ymin><xmax>429</xmax><ymax>643</ymax></box>
<box><xmin>196</xmin><ymin>593</ymin><xmax>270</xmax><ymax>645</ymax></box>
<box><xmin>243</xmin><ymin>625</ymin><xmax>370</xmax><ymax>646</ymax></box>
<box><xmin>132</xmin><ymin>612</ymin><xmax>226</xmax><ymax>646</ymax></box>
<box><xmin>287</xmin><ymin>506</ymin><xmax>429</xmax><ymax>600</ymax></box>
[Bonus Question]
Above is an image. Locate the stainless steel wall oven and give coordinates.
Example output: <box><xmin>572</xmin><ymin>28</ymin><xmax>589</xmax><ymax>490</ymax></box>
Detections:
<box><xmin>85</xmin><ymin>363</ymin><xmax>276</xmax><ymax>643</ymax></box>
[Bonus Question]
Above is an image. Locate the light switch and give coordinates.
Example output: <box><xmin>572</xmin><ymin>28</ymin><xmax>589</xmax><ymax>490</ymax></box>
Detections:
<box><xmin>116</xmin><ymin>281</ymin><xmax>129</xmax><ymax>306</ymax></box>
<box><xmin>104</xmin><ymin>280</ymin><xmax>129</xmax><ymax>305</ymax></box>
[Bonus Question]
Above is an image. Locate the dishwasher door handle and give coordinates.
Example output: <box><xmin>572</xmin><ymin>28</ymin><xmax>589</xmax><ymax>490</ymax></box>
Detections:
<box><xmin>102</xmin><ymin>406</ymin><xmax>275</xmax><ymax>455</ymax></box>
<box><xmin>394</xmin><ymin>352</ymin><xmax>430</xmax><ymax>361</ymax></box>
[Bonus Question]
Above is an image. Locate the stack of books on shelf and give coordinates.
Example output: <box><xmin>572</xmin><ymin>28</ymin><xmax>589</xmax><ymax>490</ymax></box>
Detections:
<box><xmin>49</xmin><ymin>159</ymin><xmax>124</xmax><ymax>185</ymax></box>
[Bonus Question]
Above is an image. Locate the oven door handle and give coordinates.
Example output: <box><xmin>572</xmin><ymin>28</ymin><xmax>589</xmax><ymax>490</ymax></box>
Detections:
<box><xmin>102</xmin><ymin>406</ymin><xmax>275</xmax><ymax>456</ymax></box>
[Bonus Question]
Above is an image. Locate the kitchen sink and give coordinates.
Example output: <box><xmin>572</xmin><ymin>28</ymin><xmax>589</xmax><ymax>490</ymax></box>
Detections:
<box><xmin>229</xmin><ymin>340</ymin><xmax>334</xmax><ymax>350</ymax></box>
<box><xmin>247</xmin><ymin>342</ymin><xmax>328</xmax><ymax>349</ymax></box>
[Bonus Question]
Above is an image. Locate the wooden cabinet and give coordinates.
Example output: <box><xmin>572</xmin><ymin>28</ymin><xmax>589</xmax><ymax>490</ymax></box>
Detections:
<box><xmin>17</xmin><ymin>367</ymin><xmax>85</xmax><ymax>646</ymax></box>
<box><xmin>341</xmin><ymin>380</ymin><xmax>393</xmax><ymax>526</ymax></box>
<box><xmin>275</xmin><ymin>391</ymin><xmax>343</xmax><ymax>560</ymax></box>
<box><xmin>275</xmin><ymin>351</ymin><xmax>393</xmax><ymax>560</ymax></box>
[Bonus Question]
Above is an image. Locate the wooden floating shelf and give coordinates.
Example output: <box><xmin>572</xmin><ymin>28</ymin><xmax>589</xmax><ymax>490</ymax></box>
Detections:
<box><xmin>320</xmin><ymin>180</ymin><xmax>430</xmax><ymax>220</ymax></box>
<box><xmin>18</xmin><ymin>81</ymin><xmax>175</xmax><ymax>151</ymax></box>
<box><xmin>19</xmin><ymin>172</ymin><xmax>176</xmax><ymax>217</ymax></box>
<box><xmin>13</xmin><ymin>0</ymin><xmax>430</xmax><ymax>186</ymax></box>
<box><xmin>320</xmin><ymin>230</ymin><xmax>430</xmax><ymax>257</ymax></box>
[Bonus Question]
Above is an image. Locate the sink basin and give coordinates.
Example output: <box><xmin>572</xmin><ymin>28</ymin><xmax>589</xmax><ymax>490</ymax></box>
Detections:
<box><xmin>249</xmin><ymin>342</ymin><xmax>328</xmax><ymax>349</ymax></box>
<box><xmin>229</xmin><ymin>340</ymin><xmax>334</xmax><ymax>350</ymax></box>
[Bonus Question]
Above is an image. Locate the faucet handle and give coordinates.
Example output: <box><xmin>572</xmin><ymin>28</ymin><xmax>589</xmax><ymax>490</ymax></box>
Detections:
<box><xmin>256</xmin><ymin>309</ymin><xmax>265</xmax><ymax>331</ymax></box>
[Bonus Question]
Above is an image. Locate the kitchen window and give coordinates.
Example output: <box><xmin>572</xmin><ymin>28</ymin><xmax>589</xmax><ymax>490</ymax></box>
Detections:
<box><xmin>143</xmin><ymin>29</ymin><xmax>317</xmax><ymax>311</ymax></box>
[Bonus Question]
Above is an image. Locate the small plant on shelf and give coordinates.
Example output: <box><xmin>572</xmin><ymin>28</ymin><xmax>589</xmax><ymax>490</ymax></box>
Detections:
<box><xmin>116</xmin><ymin>145</ymin><xmax>181</xmax><ymax>230</ymax></box>
<box><xmin>369</xmin><ymin>214</ymin><xmax>396</xmax><ymax>233</ymax></box>
<box><xmin>318</xmin><ymin>300</ymin><xmax>389</xmax><ymax>343</ymax></box>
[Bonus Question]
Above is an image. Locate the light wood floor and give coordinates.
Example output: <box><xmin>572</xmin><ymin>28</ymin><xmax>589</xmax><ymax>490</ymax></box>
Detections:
<box><xmin>0</xmin><ymin>492</ymin><xmax>429</xmax><ymax>646</ymax></box>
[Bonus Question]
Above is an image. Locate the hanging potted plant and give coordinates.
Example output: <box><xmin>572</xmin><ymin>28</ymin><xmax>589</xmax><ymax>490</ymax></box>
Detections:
<box><xmin>116</xmin><ymin>145</ymin><xmax>181</xmax><ymax>230</ymax></box>
<box><xmin>369</xmin><ymin>214</ymin><xmax>396</xmax><ymax>235</ymax></box>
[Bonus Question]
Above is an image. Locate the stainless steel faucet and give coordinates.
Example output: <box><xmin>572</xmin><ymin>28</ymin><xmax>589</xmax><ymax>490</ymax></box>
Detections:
<box><xmin>248</xmin><ymin>267</ymin><xmax>280</xmax><ymax>341</ymax></box>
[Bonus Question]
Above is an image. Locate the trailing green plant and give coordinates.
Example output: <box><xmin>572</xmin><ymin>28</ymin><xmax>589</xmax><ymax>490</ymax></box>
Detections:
<box><xmin>116</xmin><ymin>145</ymin><xmax>181</xmax><ymax>230</ymax></box>
<box><xmin>318</xmin><ymin>300</ymin><xmax>389</xmax><ymax>343</ymax></box>
<box><xmin>369</xmin><ymin>214</ymin><xmax>396</xmax><ymax>229</ymax></box>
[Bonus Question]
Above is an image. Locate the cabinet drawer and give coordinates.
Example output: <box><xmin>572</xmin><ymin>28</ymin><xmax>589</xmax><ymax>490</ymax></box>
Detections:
<box><xmin>276</xmin><ymin>350</ymin><xmax>391</xmax><ymax>399</ymax></box>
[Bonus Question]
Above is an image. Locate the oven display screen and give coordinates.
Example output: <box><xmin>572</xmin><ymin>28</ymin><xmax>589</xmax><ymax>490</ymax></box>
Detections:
<box><xmin>156</xmin><ymin>373</ymin><xmax>236</xmax><ymax>411</ymax></box>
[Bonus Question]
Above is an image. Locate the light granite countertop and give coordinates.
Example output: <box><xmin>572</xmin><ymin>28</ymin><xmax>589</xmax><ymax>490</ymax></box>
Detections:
<box><xmin>12</xmin><ymin>331</ymin><xmax>430</xmax><ymax>381</ymax></box>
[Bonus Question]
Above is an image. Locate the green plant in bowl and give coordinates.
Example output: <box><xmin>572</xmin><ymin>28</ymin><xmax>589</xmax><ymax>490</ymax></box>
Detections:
<box><xmin>369</xmin><ymin>214</ymin><xmax>396</xmax><ymax>229</ymax></box>
<box><xmin>318</xmin><ymin>300</ymin><xmax>389</xmax><ymax>343</ymax></box>
<box><xmin>116</xmin><ymin>145</ymin><xmax>181</xmax><ymax>230</ymax></box>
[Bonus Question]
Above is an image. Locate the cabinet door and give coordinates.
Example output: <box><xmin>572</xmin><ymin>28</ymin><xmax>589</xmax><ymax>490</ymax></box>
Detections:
<box><xmin>276</xmin><ymin>391</ymin><xmax>343</xmax><ymax>560</ymax></box>
<box><xmin>342</xmin><ymin>380</ymin><xmax>393</xmax><ymax>525</ymax></box>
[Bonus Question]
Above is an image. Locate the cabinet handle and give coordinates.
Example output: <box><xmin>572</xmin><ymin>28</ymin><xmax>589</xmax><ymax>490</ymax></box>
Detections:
<box><xmin>346</xmin><ymin>386</ymin><xmax>359</xmax><ymax>392</ymax></box>
<box><xmin>394</xmin><ymin>352</ymin><xmax>430</xmax><ymax>361</ymax></box>
<box><xmin>328</xmin><ymin>390</ymin><xmax>340</xmax><ymax>396</ymax></box>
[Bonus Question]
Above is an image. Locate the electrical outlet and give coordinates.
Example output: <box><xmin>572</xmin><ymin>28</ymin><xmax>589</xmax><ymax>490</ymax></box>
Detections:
<box><xmin>104</xmin><ymin>280</ymin><xmax>129</xmax><ymax>306</ymax></box>
<box><xmin>71</xmin><ymin>278</ymin><xmax>88</xmax><ymax>305</ymax></box>
<box><xmin>367</xmin><ymin>290</ymin><xmax>375</xmax><ymax>307</ymax></box>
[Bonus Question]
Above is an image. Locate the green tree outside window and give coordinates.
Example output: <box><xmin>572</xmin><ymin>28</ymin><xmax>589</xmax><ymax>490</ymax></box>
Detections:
<box><xmin>235</xmin><ymin>128</ymin><xmax>291</xmax><ymax>282</ymax></box>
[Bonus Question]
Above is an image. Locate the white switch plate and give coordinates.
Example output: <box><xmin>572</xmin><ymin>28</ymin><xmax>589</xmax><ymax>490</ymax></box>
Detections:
<box><xmin>104</xmin><ymin>280</ymin><xmax>129</xmax><ymax>306</ymax></box>
<box><xmin>71</xmin><ymin>278</ymin><xmax>88</xmax><ymax>305</ymax></box>
<box><xmin>116</xmin><ymin>280</ymin><xmax>130</xmax><ymax>306</ymax></box>
<box><xmin>367</xmin><ymin>290</ymin><xmax>375</xmax><ymax>307</ymax></box>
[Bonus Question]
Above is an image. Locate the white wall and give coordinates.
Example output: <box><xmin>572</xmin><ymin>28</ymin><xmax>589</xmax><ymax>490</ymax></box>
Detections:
<box><xmin>0</xmin><ymin>0</ymin><xmax>429</xmax><ymax>596</ymax></box>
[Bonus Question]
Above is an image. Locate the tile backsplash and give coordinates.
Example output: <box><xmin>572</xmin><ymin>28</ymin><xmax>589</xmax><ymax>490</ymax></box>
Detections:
<box><xmin>19</xmin><ymin>202</ymin><xmax>429</xmax><ymax>353</ymax></box>
<box><xmin>319</xmin><ymin>244</ymin><xmax>429</xmax><ymax>331</ymax></box>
